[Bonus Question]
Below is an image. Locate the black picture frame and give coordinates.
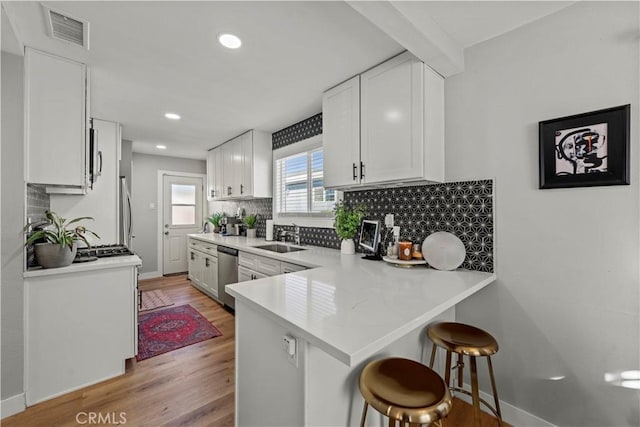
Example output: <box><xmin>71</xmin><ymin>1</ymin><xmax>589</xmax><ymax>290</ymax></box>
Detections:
<box><xmin>539</xmin><ymin>104</ymin><xmax>630</xmax><ymax>189</ymax></box>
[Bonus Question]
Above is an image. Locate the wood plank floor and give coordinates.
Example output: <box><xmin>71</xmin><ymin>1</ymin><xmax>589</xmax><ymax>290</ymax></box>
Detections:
<box><xmin>4</xmin><ymin>274</ymin><xmax>507</xmax><ymax>427</ymax></box>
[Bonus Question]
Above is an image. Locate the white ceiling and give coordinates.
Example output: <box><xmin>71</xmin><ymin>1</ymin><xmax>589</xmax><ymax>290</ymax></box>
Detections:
<box><xmin>3</xmin><ymin>1</ymin><xmax>575</xmax><ymax>160</ymax></box>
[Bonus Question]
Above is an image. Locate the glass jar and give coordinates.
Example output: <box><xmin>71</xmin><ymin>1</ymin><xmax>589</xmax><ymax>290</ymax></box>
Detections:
<box><xmin>398</xmin><ymin>241</ymin><xmax>413</xmax><ymax>261</ymax></box>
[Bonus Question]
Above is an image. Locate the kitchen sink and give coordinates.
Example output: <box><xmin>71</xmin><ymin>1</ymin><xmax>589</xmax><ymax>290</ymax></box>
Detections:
<box><xmin>254</xmin><ymin>244</ymin><xmax>307</xmax><ymax>253</ymax></box>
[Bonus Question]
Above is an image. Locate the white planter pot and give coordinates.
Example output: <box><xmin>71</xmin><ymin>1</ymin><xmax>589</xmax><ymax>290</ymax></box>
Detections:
<box><xmin>246</xmin><ymin>229</ymin><xmax>257</xmax><ymax>239</ymax></box>
<box><xmin>340</xmin><ymin>239</ymin><xmax>355</xmax><ymax>254</ymax></box>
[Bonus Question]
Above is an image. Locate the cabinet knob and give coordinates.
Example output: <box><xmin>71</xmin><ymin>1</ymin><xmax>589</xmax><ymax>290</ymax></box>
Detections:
<box><xmin>164</xmin><ymin>231</ymin><xmax>169</xmax><ymax>235</ymax></box>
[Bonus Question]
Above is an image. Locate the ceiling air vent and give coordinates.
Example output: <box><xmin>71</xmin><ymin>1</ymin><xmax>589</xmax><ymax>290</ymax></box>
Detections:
<box><xmin>45</xmin><ymin>6</ymin><xmax>89</xmax><ymax>49</ymax></box>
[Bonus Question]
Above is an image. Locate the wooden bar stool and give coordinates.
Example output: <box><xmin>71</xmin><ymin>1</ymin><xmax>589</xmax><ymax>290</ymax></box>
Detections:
<box><xmin>427</xmin><ymin>322</ymin><xmax>503</xmax><ymax>427</ymax></box>
<box><xmin>359</xmin><ymin>357</ymin><xmax>452</xmax><ymax>427</ymax></box>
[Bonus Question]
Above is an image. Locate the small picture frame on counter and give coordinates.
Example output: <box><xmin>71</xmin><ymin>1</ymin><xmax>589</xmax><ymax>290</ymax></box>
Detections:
<box><xmin>538</xmin><ymin>104</ymin><xmax>630</xmax><ymax>189</ymax></box>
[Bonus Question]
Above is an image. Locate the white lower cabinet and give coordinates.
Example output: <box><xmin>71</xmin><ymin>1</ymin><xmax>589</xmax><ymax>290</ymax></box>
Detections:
<box><xmin>188</xmin><ymin>238</ymin><xmax>218</xmax><ymax>300</ymax></box>
<box><xmin>239</xmin><ymin>252</ymin><xmax>307</xmax><ymax>281</ymax></box>
<box><xmin>238</xmin><ymin>265</ymin><xmax>268</xmax><ymax>282</ymax></box>
<box><xmin>24</xmin><ymin>263</ymin><xmax>138</xmax><ymax>405</ymax></box>
<box><xmin>281</xmin><ymin>262</ymin><xmax>306</xmax><ymax>274</ymax></box>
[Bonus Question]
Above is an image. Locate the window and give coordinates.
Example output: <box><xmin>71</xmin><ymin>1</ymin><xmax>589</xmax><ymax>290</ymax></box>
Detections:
<box><xmin>275</xmin><ymin>143</ymin><xmax>336</xmax><ymax>217</ymax></box>
<box><xmin>171</xmin><ymin>184</ymin><xmax>197</xmax><ymax>225</ymax></box>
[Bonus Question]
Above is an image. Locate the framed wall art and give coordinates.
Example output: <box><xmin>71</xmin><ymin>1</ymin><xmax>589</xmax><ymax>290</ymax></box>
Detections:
<box><xmin>539</xmin><ymin>104</ymin><xmax>630</xmax><ymax>189</ymax></box>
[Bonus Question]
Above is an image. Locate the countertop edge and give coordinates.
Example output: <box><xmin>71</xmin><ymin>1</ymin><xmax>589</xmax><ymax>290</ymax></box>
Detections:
<box><xmin>24</xmin><ymin>255</ymin><xmax>142</xmax><ymax>278</ymax></box>
<box><xmin>229</xmin><ymin>272</ymin><xmax>497</xmax><ymax>367</ymax></box>
<box><xmin>350</xmin><ymin>273</ymin><xmax>497</xmax><ymax>366</ymax></box>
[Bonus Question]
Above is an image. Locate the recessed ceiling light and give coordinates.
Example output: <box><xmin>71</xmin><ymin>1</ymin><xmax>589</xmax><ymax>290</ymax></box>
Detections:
<box><xmin>218</xmin><ymin>33</ymin><xmax>242</xmax><ymax>49</ymax></box>
<box><xmin>156</xmin><ymin>145</ymin><xmax>167</xmax><ymax>150</ymax></box>
<box><xmin>164</xmin><ymin>113</ymin><xmax>181</xmax><ymax>120</ymax></box>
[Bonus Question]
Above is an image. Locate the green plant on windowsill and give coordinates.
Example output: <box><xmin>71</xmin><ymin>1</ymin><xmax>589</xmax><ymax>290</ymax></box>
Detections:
<box><xmin>333</xmin><ymin>202</ymin><xmax>365</xmax><ymax>254</ymax></box>
<box><xmin>207</xmin><ymin>212</ymin><xmax>224</xmax><ymax>232</ymax></box>
<box><xmin>24</xmin><ymin>210</ymin><xmax>99</xmax><ymax>268</ymax></box>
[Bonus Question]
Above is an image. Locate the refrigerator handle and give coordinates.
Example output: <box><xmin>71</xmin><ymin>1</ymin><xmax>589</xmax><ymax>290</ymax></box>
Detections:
<box><xmin>127</xmin><ymin>188</ymin><xmax>133</xmax><ymax>244</ymax></box>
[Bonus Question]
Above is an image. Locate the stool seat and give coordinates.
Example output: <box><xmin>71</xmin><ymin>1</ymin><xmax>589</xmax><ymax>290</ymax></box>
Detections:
<box><xmin>359</xmin><ymin>358</ymin><xmax>452</xmax><ymax>425</ymax></box>
<box><xmin>427</xmin><ymin>322</ymin><xmax>498</xmax><ymax>357</ymax></box>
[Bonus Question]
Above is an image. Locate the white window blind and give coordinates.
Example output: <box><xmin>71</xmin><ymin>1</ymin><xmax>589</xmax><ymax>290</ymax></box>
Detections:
<box><xmin>276</xmin><ymin>148</ymin><xmax>336</xmax><ymax>216</ymax></box>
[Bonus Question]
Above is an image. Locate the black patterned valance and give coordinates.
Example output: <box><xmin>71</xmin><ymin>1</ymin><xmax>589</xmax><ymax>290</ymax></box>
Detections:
<box><xmin>272</xmin><ymin>113</ymin><xmax>322</xmax><ymax>149</ymax></box>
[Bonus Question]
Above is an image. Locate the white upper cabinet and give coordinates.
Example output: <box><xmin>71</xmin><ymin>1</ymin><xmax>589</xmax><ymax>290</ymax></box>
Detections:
<box><xmin>322</xmin><ymin>75</ymin><xmax>361</xmax><ymax>188</ymax></box>
<box><xmin>206</xmin><ymin>146</ymin><xmax>225</xmax><ymax>201</ymax></box>
<box><xmin>25</xmin><ymin>48</ymin><xmax>89</xmax><ymax>192</ymax></box>
<box><xmin>50</xmin><ymin>119</ymin><xmax>120</xmax><ymax>244</ymax></box>
<box><xmin>322</xmin><ymin>52</ymin><xmax>444</xmax><ymax>189</ymax></box>
<box><xmin>211</xmin><ymin>130</ymin><xmax>272</xmax><ymax>200</ymax></box>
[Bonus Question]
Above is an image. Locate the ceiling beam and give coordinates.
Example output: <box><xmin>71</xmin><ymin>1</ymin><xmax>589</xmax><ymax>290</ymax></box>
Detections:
<box><xmin>346</xmin><ymin>1</ymin><xmax>464</xmax><ymax>77</ymax></box>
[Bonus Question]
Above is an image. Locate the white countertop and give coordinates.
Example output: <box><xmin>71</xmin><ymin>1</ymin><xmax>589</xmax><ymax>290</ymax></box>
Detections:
<box><xmin>190</xmin><ymin>233</ymin><xmax>496</xmax><ymax>366</ymax></box>
<box><xmin>24</xmin><ymin>255</ymin><xmax>142</xmax><ymax>278</ymax></box>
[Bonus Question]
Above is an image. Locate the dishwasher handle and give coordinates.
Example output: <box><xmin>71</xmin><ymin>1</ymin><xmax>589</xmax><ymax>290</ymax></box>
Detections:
<box><xmin>217</xmin><ymin>245</ymin><xmax>239</xmax><ymax>256</ymax></box>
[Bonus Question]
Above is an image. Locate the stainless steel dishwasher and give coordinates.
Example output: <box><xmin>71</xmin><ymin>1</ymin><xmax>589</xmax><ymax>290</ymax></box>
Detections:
<box><xmin>217</xmin><ymin>245</ymin><xmax>238</xmax><ymax>310</ymax></box>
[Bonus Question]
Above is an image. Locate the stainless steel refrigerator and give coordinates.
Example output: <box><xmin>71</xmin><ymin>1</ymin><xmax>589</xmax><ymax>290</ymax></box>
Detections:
<box><xmin>120</xmin><ymin>177</ymin><xmax>133</xmax><ymax>247</ymax></box>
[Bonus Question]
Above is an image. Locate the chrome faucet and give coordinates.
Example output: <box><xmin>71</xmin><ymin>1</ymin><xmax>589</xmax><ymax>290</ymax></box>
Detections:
<box><xmin>279</xmin><ymin>229</ymin><xmax>292</xmax><ymax>242</ymax></box>
<box><xmin>293</xmin><ymin>224</ymin><xmax>301</xmax><ymax>246</ymax></box>
<box><xmin>279</xmin><ymin>226</ymin><xmax>301</xmax><ymax>245</ymax></box>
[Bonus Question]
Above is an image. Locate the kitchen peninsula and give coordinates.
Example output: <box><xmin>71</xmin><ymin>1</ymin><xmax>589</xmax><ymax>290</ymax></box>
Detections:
<box><xmin>189</xmin><ymin>233</ymin><xmax>496</xmax><ymax>426</ymax></box>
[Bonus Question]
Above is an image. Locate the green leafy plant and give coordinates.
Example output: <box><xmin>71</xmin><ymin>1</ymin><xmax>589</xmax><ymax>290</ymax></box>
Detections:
<box><xmin>24</xmin><ymin>210</ymin><xmax>99</xmax><ymax>249</ymax></box>
<box><xmin>244</xmin><ymin>213</ymin><xmax>258</xmax><ymax>229</ymax></box>
<box><xmin>333</xmin><ymin>202</ymin><xmax>366</xmax><ymax>240</ymax></box>
<box><xmin>207</xmin><ymin>212</ymin><xmax>224</xmax><ymax>227</ymax></box>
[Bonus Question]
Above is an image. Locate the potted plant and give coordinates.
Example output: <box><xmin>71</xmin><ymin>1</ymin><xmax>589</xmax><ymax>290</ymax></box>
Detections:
<box><xmin>333</xmin><ymin>202</ymin><xmax>366</xmax><ymax>254</ymax></box>
<box><xmin>244</xmin><ymin>213</ymin><xmax>258</xmax><ymax>239</ymax></box>
<box><xmin>207</xmin><ymin>212</ymin><xmax>224</xmax><ymax>233</ymax></box>
<box><xmin>25</xmin><ymin>210</ymin><xmax>99</xmax><ymax>269</ymax></box>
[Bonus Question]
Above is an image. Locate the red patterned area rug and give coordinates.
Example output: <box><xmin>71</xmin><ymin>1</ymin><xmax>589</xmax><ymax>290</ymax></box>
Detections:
<box><xmin>136</xmin><ymin>304</ymin><xmax>222</xmax><ymax>361</ymax></box>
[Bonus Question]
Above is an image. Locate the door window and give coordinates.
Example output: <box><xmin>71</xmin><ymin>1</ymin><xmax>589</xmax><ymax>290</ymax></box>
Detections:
<box><xmin>171</xmin><ymin>184</ymin><xmax>196</xmax><ymax>225</ymax></box>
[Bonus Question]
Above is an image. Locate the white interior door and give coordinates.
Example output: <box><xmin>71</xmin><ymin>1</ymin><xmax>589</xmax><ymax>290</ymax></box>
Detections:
<box><xmin>162</xmin><ymin>175</ymin><xmax>203</xmax><ymax>275</ymax></box>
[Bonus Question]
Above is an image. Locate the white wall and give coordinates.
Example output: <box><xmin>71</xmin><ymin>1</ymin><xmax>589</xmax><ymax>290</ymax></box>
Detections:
<box><xmin>131</xmin><ymin>153</ymin><xmax>205</xmax><ymax>273</ymax></box>
<box><xmin>445</xmin><ymin>2</ymin><xmax>639</xmax><ymax>426</ymax></box>
<box><xmin>1</xmin><ymin>50</ymin><xmax>25</xmax><ymax>403</ymax></box>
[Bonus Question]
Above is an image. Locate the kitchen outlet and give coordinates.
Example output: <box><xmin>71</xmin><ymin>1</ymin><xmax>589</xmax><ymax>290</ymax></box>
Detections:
<box><xmin>282</xmin><ymin>334</ymin><xmax>298</xmax><ymax>367</ymax></box>
<box><xmin>384</xmin><ymin>214</ymin><xmax>394</xmax><ymax>228</ymax></box>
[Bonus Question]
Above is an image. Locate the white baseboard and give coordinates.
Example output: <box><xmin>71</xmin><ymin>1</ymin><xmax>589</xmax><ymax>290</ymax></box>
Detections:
<box><xmin>456</xmin><ymin>384</ymin><xmax>556</xmax><ymax>427</ymax></box>
<box><xmin>138</xmin><ymin>271</ymin><xmax>161</xmax><ymax>280</ymax></box>
<box><xmin>1</xmin><ymin>393</ymin><xmax>25</xmax><ymax>419</ymax></box>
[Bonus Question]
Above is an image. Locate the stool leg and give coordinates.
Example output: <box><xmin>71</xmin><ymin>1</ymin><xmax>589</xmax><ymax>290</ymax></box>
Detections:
<box><xmin>360</xmin><ymin>401</ymin><xmax>368</xmax><ymax>427</ymax></box>
<box><xmin>457</xmin><ymin>353</ymin><xmax>464</xmax><ymax>388</ymax></box>
<box><xmin>444</xmin><ymin>350</ymin><xmax>453</xmax><ymax>388</ymax></box>
<box><xmin>388</xmin><ymin>417</ymin><xmax>395</xmax><ymax>427</ymax></box>
<box><xmin>469</xmin><ymin>356</ymin><xmax>481</xmax><ymax>427</ymax></box>
<box><xmin>429</xmin><ymin>343</ymin><xmax>437</xmax><ymax>368</ymax></box>
<box><xmin>487</xmin><ymin>356</ymin><xmax>503</xmax><ymax>422</ymax></box>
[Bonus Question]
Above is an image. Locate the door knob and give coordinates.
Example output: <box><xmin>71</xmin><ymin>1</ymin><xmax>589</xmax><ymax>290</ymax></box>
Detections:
<box><xmin>164</xmin><ymin>231</ymin><xmax>169</xmax><ymax>235</ymax></box>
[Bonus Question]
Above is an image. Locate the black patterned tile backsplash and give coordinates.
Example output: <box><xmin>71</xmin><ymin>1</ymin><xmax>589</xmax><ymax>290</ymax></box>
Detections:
<box><xmin>26</xmin><ymin>184</ymin><xmax>51</xmax><ymax>267</ymax></box>
<box><xmin>273</xmin><ymin>225</ymin><xmax>341</xmax><ymax>249</ymax></box>
<box><xmin>26</xmin><ymin>184</ymin><xmax>50</xmax><ymax>223</ymax></box>
<box><xmin>208</xmin><ymin>198</ymin><xmax>273</xmax><ymax>237</ymax></box>
<box><xmin>343</xmin><ymin>180</ymin><xmax>494</xmax><ymax>272</ymax></box>
<box><xmin>272</xmin><ymin>113</ymin><xmax>322</xmax><ymax>150</ymax></box>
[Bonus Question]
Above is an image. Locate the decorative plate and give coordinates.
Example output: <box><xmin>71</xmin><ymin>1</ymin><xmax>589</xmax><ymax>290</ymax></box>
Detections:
<box><xmin>422</xmin><ymin>232</ymin><xmax>466</xmax><ymax>271</ymax></box>
<box><xmin>382</xmin><ymin>256</ymin><xmax>427</xmax><ymax>268</ymax></box>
